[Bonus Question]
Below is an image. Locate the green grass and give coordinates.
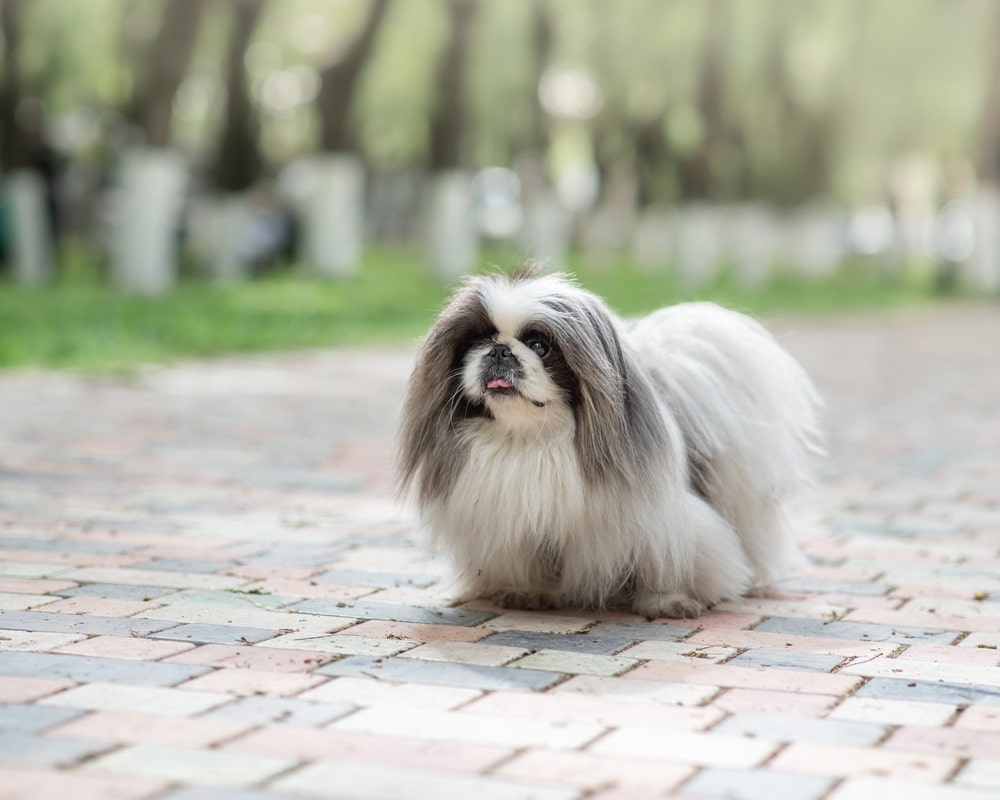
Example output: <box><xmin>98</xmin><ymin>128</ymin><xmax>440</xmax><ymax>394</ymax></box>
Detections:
<box><xmin>0</xmin><ymin>245</ymin><xmax>953</xmax><ymax>372</ymax></box>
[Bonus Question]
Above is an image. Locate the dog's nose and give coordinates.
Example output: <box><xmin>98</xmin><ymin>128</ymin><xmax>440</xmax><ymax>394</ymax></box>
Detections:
<box><xmin>488</xmin><ymin>344</ymin><xmax>513</xmax><ymax>361</ymax></box>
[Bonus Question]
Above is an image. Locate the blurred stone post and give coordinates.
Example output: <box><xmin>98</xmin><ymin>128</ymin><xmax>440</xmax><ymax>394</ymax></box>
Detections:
<box><xmin>111</xmin><ymin>148</ymin><xmax>186</xmax><ymax>296</ymax></box>
<box><xmin>303</xmin><ymin>154</ymin><xmax>365</xmax><ymax>279</ymax></box>
<box><xmin>966</xmin><ymin>186</ymin><xmax>1000</xmax><ymax>293</ymax></box>
<box><xmin>426</xmin><ymin>169</ymin><xmax>478</xmax><ymax>282</ymax></box>
<box><xmin>6</xmin><ymin>169</ymin><xmax>53</xmax><ymax>285</ymax></box>
<box><xmin>675</xmin><ymin>204</ymin><xmax>722</xmax><ymax>290</ymax></box>
<box><xmin>730</xmin><ymin>204</ymin><xmax>781</xmax><ymax>290</ymax></box>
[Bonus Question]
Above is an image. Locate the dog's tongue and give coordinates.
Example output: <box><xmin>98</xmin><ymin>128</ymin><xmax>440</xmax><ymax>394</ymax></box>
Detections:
<box><xmin>487</xmin><ymin>378</ymin><xmax>512</xmax><ymax>390</ymax></box>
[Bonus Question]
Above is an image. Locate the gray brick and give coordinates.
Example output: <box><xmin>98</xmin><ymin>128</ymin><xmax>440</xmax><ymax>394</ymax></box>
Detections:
<box><xmin>53</xmin><ymin>583</ymin><xmax>175</xmax><ymax>601</ymax></box>
<box><xmin>0</xmin><ymin>730</ymin><xmax>112</xmax><ymax>767</ymax></box>
<box><xmin>132</xmin><ymin>558</ymin><xmax>235</xmax><ymax>574</ymax></box>
<box><xmin>727</xmin><ymin>648</ymin><xmax>844</xmax><ymax>672</ymax></box>
<box><xmin>773</xmin><ymin>577</ymin><xmax>892</xmax><ymax>597</ymax></box>
<box><xmin>292</xmin><ymin>598</ymin><xmax>494</xmax><ymax>627</ymax></box>
<box><xmin>205</xmin><ymin>696</ymin><xmax>354</xmax><ymax>726</ymax></box>
<box><xmin>586</xmin><ymin>620</ymin><xmax>695</xmax><ymax>642</ymax></box>
<box><xmin>481</xmin><ymin>629</ymin><xmax>636</xmax><ymax>655</ymax></box>
<box><xmin>0</xmin><ymin>609</ymin><xmax>178</xmax><ymax>638</ymax></box>
<box><xmin>0</xmin><ymin>536</ymin><xmax>136</xmax><ymax>555</ymax></box>
<box><xmin>0</xmin><ymin>651</ymin><xmax>211</xmax><ymax>687</ymax></box>
<box><xmin>316</xmin><ymin>655</ymin><xmax>562</xmax><ymax>691</ymax></box>
<box><xmin>312</xmin><ymin>569</ymin><xmax>438</xmax><ymax>589</ymax></box>
<box><xmin>242</xmin><ymin>545</ymin><xmax>347</xmax><ymax>568</ymax></box>
<box><xmin>150</xmin><ymin>623</ymin><xmax>279</xmax><ymax>645</ymax></box>
<box><xmin>681</xmin><ymin>768</ymin><xmax>834</xmax><ymax>800</ymax></box>
<box><xmin>164</xmin><ymin>589</ymin><xmax>294</xmax><ymax>612</ymax></box>
<box><xmin>753</xmin><ymin>616</ymin><xmax>958</xmax><ymax>645</ymax></box>
<box><xmin>855</xmin><ymin>677</ymin><xmax>1000</xmax><ymax>706</ymax></box>
<box><xmin>713</xmin><ymin>712</ymin><xmax>886</xmax><ymax>746</ymax></box>
<box><xmin>0</xmin><ymin>704</ymin><xmax>84</xmax><ymax>733</ymax></box>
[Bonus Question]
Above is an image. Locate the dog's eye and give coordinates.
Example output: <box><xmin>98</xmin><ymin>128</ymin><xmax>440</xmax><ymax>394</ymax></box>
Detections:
<box><xmin>525</xmin><ymin>333</ymin><xmax>550</xmax><ymax>358</ymax></box>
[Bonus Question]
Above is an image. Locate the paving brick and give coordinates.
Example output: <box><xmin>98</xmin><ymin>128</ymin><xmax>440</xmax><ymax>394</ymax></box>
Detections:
<box><xmin>553</xmin><ymin>674</ymin><xmax>720</xmax><ymax>707</ymax></box>
<box><xmin>855</xmin><ymin>677</ymin><xmax>1000</xmax><ymax>706</ymax></box>
<box><xmin>178</xmin><ymin>667</ymin><xmax>325</xmax><ymax>697</ymax></box>
<box><xmin>133</xmin><ymin>558</ymin><xmax>235</xmax><ymax>574</ymax></box>
<box><xmin>0</xmin><ymin>765</ymin><xmax>168</xmax><ymax>800</ymax></box>
<box><xmin>883</xmin><ymin>725</ymin><xmax>1000</xmax><ymax>760</ymax></box>
<box><xmin>54</xmin><ymin>583</ymin><xmax>176</xmax><ymax>601</ymax></box>
<box><xmin>0</xmin><ymin>651</ymin><xmax>211</xmax><ymax>686</ymax></box>
<box><xmin>726</xmin><ymin>648</ymin><xmax>845</xmax><ymax>672</ymax></box>
<box><xmin>584</xmin><ymin>620</ymin><xmax>696</xmax><ymax>641</ymax></box>
<box><xmin>753</xmin><ymin>616</ymin><xmax>958</xmax><ymax>645</ymax></box>
<box><xmin>400</xmin><ymin>640</ymin><xmax>528</xmax><ymax>666</ymax></box>
<box><xmin>0</xmin><ymin>703</ymin><xmax>83</xmax><ymax>732</ymax></box>
<box><xmin>495</xmin><ymin>748</ymin><xmax>694</xmax><ymax>793</ymax></box>
<box><xmin>829</xmin><ymin>696</ymin><xmax>959</xmax><ymax>726</ymax></box>
<box><xmin>299</xmin><ymin>675</ymin><xmax>482</xmax><ymax>709</ymax></box>
<box><xmin>839</xmin><ymin>654</ymin><xmax>1000</xmax><ymax>687</ymax></box>
<box><xmin>0</xmin><ymin>609</ymin><xmax>177</xmax><ymax>637</ymax></box>
<box><xmin>224</xmin><ymin>725</ymin><xmax>512</xmax><ymax>773</ymax></box>
<box><xmin>311</xmin><ymin>568</ymin><xmax>438</xmax><ymax>588</ymax></box>
<box><xmin>591</xmin><ymin>726</ymin><xmax>778</xmax><ymax>769</ymax></box>
<box><xmin>0</xmin><ymin>675</ymin><xmax>75</xmax><ymax>702</ymax></box>
<box><xmin>626</xmin><ymin>660</ymin><xmax>864</xmax><ymax>695</ymax></box>
<box><xmin>680</xmin><ymin>768</ymin><xmax>834</xmax><ymax>800</ymax></box>
<box><xmin>0</xmin><ymin>629</ymin><xmax>88</xmax><ymax>652</ymax></box>
<box><xmin>0</xmin><ymin>729</ymin><xmax>111</xmax><ymax>767</ymax></box>
<box><xmin>50</xmin><ymin>711</ymin><xmax>253</xmax><ymax>747</ymax></box>
<box><xmin>40</xmin><ymin>682</ymin><xmax>233</xmax><ymax>715</ymax></box>
<box><xmin>289</xmin><ymin>597</ymin><xmax>494</xmax><ymax>626</ymax></box>
<box><xmin>163</xmin><ymin>643</ymin><xmax>336</xmax><ymax>672</ymax></box>
<box><xmin>59</xmin><ymin>567</ymin><xmax>247</xmax><ymax>591</ymax></box>
<box><xmin>953</xmin><ymin>704</ymin><xmax>1000</xmax><ymax>731</ymax></box>
<box><xmin>0</xmin><ymin>577</ymin><xmax>79</xmax><ymax>595</ymax></box>
<box><xmin>0</xmin><ymin>591</ymin><xmax>60</xmax><ymax>610</ymax></box>
<box><xmin>770</xmin><ymin>741</ymin><xmax>958</xmax><ymax>780</ymax></box>
<box><xmin>53</xmin><ymin>635</ymin><xmax>196</xmax><ymax>661</ymax></box>
<box><xmin>39</xmin><ymin>597</ymin><xmax>165</xmax><ymax>617</ymax></box>
<box><xmin>316</xmin><ymin>654</ymin><xmax>563</xmax><ymax>691</ymax></box>
<box><xmin>827</xmin><ymin>776</ymin><xmax>999</xmax><ymax>799</ymax></box>
<box><xmin>481</xmin><ymin>629</ymin><xmax>637</xmax><ymax>655</ymax></box>
<box><xmin>510</xmin><ymin>649</ymin><xmax>639</xmax><ymax>676</ymax></box>
<box><xmin>257</xmin><ymin>630</ymin><xmax>419</xmax><ymax>657</ymax></box>
<box><xmin>332</xmin><ymin>704</ymin><xmax>603</xmax><ymax>750</ymax></box>
<box><xmin>272</xmin><ymin>762</ymin><xmax>580</xmax><ymax>800</ymax></box>
<box><xmin>711</xmin><ymin>688</ymin><xmax>840</xmax><ymax>716</ymax></box>
<box><xmin>713</xmin><ymin>711</ymin><xmax>886</xmax><ymax>745</ymax></box>
<box><xmin>620</xmin><ymin>640</ymin><xmax>738</xmax><ymax>663</ymax></box>
<box><xmin>149</xmin><ymin>622</ymin><xmax>280</xmax><ymax>646</ymax></box>
<box><xmin>156</xmin><ymin>789</ymin><xmax>304</xmax><ymax>800</ymax></box>
<box><xmin>205</xmin><ymin>695</ymin><xmax>353</xmax><ymax>726</ymax></box>
<box><xmin>483</xmin><ymin>611</ymin><xmax>594</xmax><ymax>633</ymax></box>
<box><xmin>956</xmin><ymin>760</ymin><xmax>1000</xmax><ymax>791</ymax></box>
<box><xmin>83</xmin><ymin>744</ymin><xmax>296</xmax><ymax>788</ymax></box>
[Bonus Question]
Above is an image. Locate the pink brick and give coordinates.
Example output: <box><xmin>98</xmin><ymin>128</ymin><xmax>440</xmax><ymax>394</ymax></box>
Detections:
<box><xmin>50</xmin><ymin>711</ymin><xmax>253</xmax><ymax>747</ymax></box>
<box><xmin>53</xmin><ymin>635</ymin><xmax>195</xmax><ymax>661</ymax></box>
<box><xmin>694</xmin><ymin>612</ymin><xmax>762</xmax><ymax>630</ymax></box>
<box><xmin>178</xmin><ymin>668</ymin><xmax>326</xmax><ymax>697</ymax></box>
<box><xmin>224</xmin><ymin>725</ymin><xmax>512</xmax><ymax>773</ymax></box>
<box><xmin>954</xmin><ymin>705</ymin><xmax>1000</xmax><ymax>732</ymax></box>
<box><xmin>337</xmin><ymin>620</ymin><xmax>493</xmax><ymax>643</ymax></box>
<box><xmin>626</xmin><ymin>661</ymin><xmax>863</xmax><ymax>695</ymax></box>
<box><xmin>226</xmin><ymin>563</ymin><xmax>326</xmax><ymax>582</ymax></box>
<box><xmin>711</xmin><ymin>688</ymin><xmax>839</xmax><ymax>716</ymax></box>
<box><xmin>770</xmin><ymin>741</ymin><xmax>957</xmax><ymax>780</ymax></box>
<box><xmin>164</xmin><ymin>643</ymin><xmax>336</xmax><ymax>672</ymax></box>
<box><xmin>0</xmin><ymin>766</ymin><xmax>166</xmax><ymax>800</ymax></box>
<box><xmin>0</xmin><ymin>675</ymin><xmax>74</xmax><ymax>702</ymax></box>
<box><xmin>884</xmin><ymin>725</ymin><xmax>1000</xmax><ymax>760</ymax></box>
<box><xmin>845</xmin><ymin>607</ymin><xmax>1000</xmax><ymax>634</ymax></box>
<box><xmin>39</xmin><ymin>597</ymin><xmax>166</xmax><ymax>616</ymax></box>
<box><xmin>0</xmin><ymin>548</ymin><xmax>142</xmax><ymax>568</ymax></box>
<box><xmin>228</xmin><ymin>575</ymin><xmax>374</xmax><ymax>600</ymax></box>
<box><xmin>0</xmin><ymin>577</ymin><xmax>78</xmax><ymax>594</ymax></box>
<box><xmin>464</xmin><ymin>690</ymin><xmax>723</xmax><ymax>730</ymax></box>
<box><xmin>495</xmin><ymin>748</ymin><xmax>694</xmax><ymax>792</ymax></box>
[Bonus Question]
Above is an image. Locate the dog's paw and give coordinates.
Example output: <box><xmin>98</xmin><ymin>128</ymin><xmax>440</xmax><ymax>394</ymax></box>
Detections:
<box><xmin>492</xmin><ymin>590</ymin><xmax>560</xmax><ymax>611</ymax></box>
<box><xmin>633</xmin><ymin>592</ymin><xmax>704</xmax><ymax>620</ymax></box>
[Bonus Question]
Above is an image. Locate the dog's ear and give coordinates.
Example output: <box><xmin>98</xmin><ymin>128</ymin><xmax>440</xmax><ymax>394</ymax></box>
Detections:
<box><xmin>397</xmin><ymin>283</ymin><xmax>492</xmax><ymax>503</ymax></box>
<box><xmin>542</xmin><ymin>290</ymin><xmax>672</xmax><ymax>486</ymax></box>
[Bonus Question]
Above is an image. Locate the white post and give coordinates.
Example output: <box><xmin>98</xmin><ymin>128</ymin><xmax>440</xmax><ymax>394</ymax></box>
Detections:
<box><xmin>631</xmin><ymin>208</ymin><xmax>676</xmax><ymax>273</ymax></box>
<box><xmin>203</xmin><ymin>194</ymin><xmax>254</xmax><ymax>282</ymax></box>
<box><xmin>6</xmin><ymin>170</ymin><xmax>54</xmax><ymax>285</ymax></box>
<box><xmin>302</xmin><ymin>153</ymin><xmax>365</xmax><ymax>279</ymax></box>
<box><xmin>730</xmin><ymin>204</ymin><xmax>781</xmax><ymax>290</ymax></box>
<box><xmin>521</xmin><ymin>192</ymin><xmax>571</xmax><ymax>272</ymax></box>
<box><xmin>675</xmin><ymin>204</ymin><xmax>721</xmax><ymax>291</ymax></box>
<box><xmin>426</xmin><ymin>169</ymin><xmax>478</xmax><ymax>281</ymax></box>
<box><xmin>965</xmin><ymin>186</ymin><xmax>1000</xmax><ymax>293</ymax></box>
<box><xmin>111</xmin><ymin>148</ymin><xmax>187</xmax><ymax>296</ymax></box>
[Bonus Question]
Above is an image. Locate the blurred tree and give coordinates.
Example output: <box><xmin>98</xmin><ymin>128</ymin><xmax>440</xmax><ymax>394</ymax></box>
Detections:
<box><xmin>316</xmin><ymin>0</ymin><xmax>393</xmax><ymax>153</ymax></box>
<box><xmin>211</xmin><ymin>0</ymin><xmax>268</xmax><ymax>192</ymax></box>
<box><xmin>0</xmin><ymin>0</ymin><xmax>28</xmax><ymax>170</ymax></box>
<box><xmin>126</xmin><ymin>0</ymin><xmax>207</xmax><ymax>146</ymax></box>
<box><xmin>977</xmin><ymin>0</ymin><xmax>1000</xmax><ymax>183</ymax></box>
<box><xmin>428</xmin><ymin>0</ymin><xmax>478</xmax><ymax>170</ymax></box>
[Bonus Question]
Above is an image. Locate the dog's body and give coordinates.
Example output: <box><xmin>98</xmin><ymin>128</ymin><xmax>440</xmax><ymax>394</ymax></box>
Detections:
<box><xmin>398</xmin><ymin>271</ymin><xmax>822</xmax><ymax>618</ymax></box>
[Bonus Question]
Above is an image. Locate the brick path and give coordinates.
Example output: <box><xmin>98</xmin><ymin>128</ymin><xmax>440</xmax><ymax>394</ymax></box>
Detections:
<box><xmin>1</xmin><ymin>303</ymin><xmax>999</xmax><ymax>800</ymax></box>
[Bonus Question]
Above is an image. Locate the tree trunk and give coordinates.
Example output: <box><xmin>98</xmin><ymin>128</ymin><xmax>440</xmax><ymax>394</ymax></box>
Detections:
<box><xmin>135</xmin><ymin>0</ymin><xmax>207</xmax><ymax>147</ymax></box>
<box><xmin>978</xmin><ymin>2</ymin><xmax>1000</xmax><ymax>184</ymax></box>
<box><xmin>428</xmin><ymin>0</ymin><xmax>478</xmax><ymax>171</ymax></box>
<box><xmin>211</xmin><ymin>0</ymin><xmax>267</xmax><ymax>193</ymax></box>
<box><xmin>316</xmin><ymin>0</ymin><xmax>392</xmax><ymax>153</ymax></box>
<box><xmin>0</xmin><ymin>0</ymin><xmax>27</xmax><ymax>171</ymax></box>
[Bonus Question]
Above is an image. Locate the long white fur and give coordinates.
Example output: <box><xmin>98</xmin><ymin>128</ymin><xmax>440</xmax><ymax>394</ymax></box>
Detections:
<box><xmin>404</xmin><ymin>274</ymin><xmax>822</xmax><ymax>618</ymax></box>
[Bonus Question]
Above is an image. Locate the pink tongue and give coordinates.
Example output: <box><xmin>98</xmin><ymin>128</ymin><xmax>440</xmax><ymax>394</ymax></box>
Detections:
<box><xmin>487</xmin><ymin>378</ymin><xmax>512</xmax><ymax>390</ymax></box>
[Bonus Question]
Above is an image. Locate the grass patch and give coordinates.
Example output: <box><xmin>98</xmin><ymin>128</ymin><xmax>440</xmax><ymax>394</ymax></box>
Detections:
<box><xmin>0</xmin><ymin>245</ymin><xmax>950</xmax><ymax>372</ymax></box>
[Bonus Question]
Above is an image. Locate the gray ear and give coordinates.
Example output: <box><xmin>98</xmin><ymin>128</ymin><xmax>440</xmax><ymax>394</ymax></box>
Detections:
<box><xmin>396</xmin><ymin>285</ymin><xmax>491</xmax><ymax>503</ymax></box>
<box><xmin>544</xmin><ymin>293</ymin><xmax>671</xmax><ymax>486</ymax></box>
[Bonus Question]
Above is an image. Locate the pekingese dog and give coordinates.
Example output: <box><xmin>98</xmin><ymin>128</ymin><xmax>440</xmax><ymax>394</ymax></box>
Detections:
<box><xmin>398</xmin><ymin>268</ymin><xmax>822</xmax><ymax>618</ymax></box>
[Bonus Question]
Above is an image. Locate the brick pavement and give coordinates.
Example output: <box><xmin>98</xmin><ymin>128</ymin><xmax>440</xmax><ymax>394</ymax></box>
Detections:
<box><xmin>1</xmin><ymin>303</ymin><xmax>999</xmax><ymax>800</ymax></box>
